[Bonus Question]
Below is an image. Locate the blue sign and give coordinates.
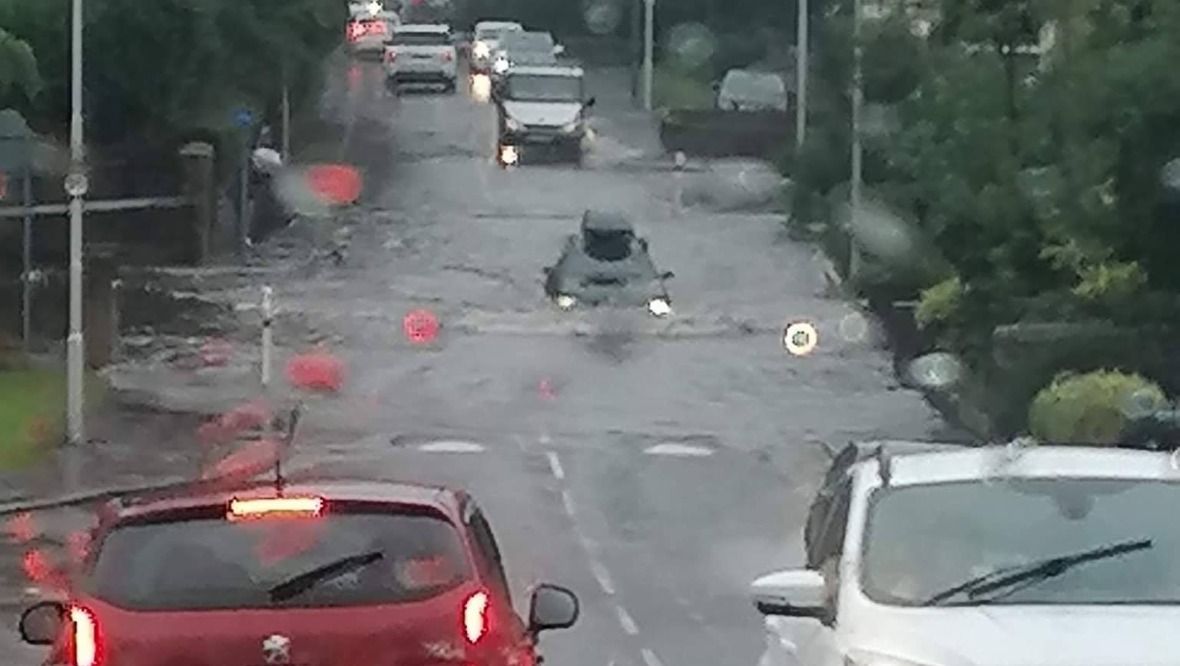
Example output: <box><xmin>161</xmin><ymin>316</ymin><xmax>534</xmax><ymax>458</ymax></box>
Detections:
<box><xmin>233</xmin><ymin>108</ymin><xmax>255</xmax><ymax>128</ymax></box>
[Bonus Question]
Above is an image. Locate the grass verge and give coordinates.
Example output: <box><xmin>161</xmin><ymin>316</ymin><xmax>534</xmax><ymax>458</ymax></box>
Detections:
<box><xmin>0</xmin><ymin>360</ymin><xmax>107</xmax><ymax>471</ymax></box>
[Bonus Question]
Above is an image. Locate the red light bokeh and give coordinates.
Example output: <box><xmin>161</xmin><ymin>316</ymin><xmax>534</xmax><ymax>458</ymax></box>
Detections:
<box><xmin>201</xmin><ymin>438</ymin><xmax>282</xmax><ymax>483</ymax></box>
<box><xmin>306</xmin><ymin>164</ymin><xmax>362</xmax><ymax>206</ymax></box>
<box><xmin>199</xmin><ymin>338</ymin><xmax>233</xmax><ymax>367</ymax></box>
<box><xmin>4</xmin><ymin>512</ymin><xmax>36</xmax><ymax>543</ymax></box>
<box><xmin>287</xmin><ymin>349</ymin><xmax>345</xmax><ymax>392</ymax></box>
<box><xmin>403</xmin><ymin>309</ymin><xmax>439</xmax><ymax>344</ymax></box>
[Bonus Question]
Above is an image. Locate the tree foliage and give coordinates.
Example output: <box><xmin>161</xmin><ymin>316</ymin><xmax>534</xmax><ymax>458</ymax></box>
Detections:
<box><xmin>0</xmin><ymin>27</ymin><xmax>40</xmax><ymax>103</ymax></box>
<box><xmin>0</xmin><ymin>0</ymin><xmax>345</xmax><ymax>144</ymax></box>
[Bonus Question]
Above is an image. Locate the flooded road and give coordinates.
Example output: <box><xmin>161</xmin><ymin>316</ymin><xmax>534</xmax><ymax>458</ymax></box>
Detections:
<box><xmin>2</xmin><ymin>59</ymin><xmax>947</xmax><ymax>666</ymax></box>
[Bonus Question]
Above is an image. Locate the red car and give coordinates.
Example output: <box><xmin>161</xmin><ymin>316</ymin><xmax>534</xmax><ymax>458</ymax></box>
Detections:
<box><xmin>16</xmin><ymin>478</ymin><xmax>579</xmax><ymax>666</ymax></box>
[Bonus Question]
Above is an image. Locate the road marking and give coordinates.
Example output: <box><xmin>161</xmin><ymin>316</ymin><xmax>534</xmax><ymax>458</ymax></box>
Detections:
<box><xmin>561</xmin><ymin>489</ymin><xmax>576</xmax><ymax>516</ymax></box>
<box><xmin>644</xmin><ymin>442</ymin><xmax>714</xmax><ymax>457</ymax></box>
<box><xmin>589</xmin><ymin>558</ymin><xmax>616</xmax><ymax>595</ymax></box>
<box><xmin>616</xmin><ymin>606</ymin><xmax>638</xmax><ymax>635</ymax></box>
<box><xmin>642</xmin><ymin>648</ymin><xmax>665</xmax><ymax>666</ymax></box>
<box><xmin>546</xmin><ymin>451</ymin><xmax>565</xmax><ymax>479</ymax></box>
<box><xmin>417</xmin><ymin>440</ymin><xmax>485</xmax><ymax>453</ymax></box>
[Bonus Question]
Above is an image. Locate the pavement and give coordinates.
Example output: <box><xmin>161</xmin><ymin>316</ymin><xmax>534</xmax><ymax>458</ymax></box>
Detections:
<box><xmin>0</xmin><ymin>61</ymin><xmax>952</xmax><ymax>665</ymax></box>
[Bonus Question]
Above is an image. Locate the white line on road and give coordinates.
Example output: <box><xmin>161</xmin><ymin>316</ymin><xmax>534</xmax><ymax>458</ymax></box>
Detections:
<box><xmin>642</xmin><ymin>648</ymin><xmax>665</xmax><ymax>666</ymax></box>
<box><xmin>644</xmin><ymin>442</ymin><xmax>714</xmax><ymax>457</ymax></box>
<box><xmin>417</xmin><ymin>440</ymin><xmax>486</xmax><ymax>453</ymax></box>
<box><xmin>546</xmin><ymin>451</ymin><xmax>565</xmax><ymax>480</ymax></box>
<box><xmin>616</xmin><ymin>606</ymin><xmax>639</xmax><ymax>635</ymax></box>
<box><xmin>588</xmin><ymin>558</ymin><xmax>617</xmax><ymax>595</ymax></box>
<box><xmin>561</xmin><ymin>489</ymin><xmax>576</xmax><ymax>516</ymax></box>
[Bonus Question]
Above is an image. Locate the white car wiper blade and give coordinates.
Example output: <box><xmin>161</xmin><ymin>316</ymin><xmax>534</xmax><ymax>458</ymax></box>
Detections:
<box><xmin>268</xmin><ymin>550</ymin><xmax>384</xmax><ymax>602</ymax></box>
<box><xmin>921</xmin><ymin>538</ymin><xmax>1152</xmax><ymax>606</ymax></box>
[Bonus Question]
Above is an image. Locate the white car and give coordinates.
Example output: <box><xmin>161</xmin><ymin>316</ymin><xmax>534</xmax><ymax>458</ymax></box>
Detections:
<box><xmin>751</xmin><ymin>439</ymin><xmax>1180</xmax><ymax>666</ymax></box>
<box><xmin>384</xmin><ymin>24</ymin><xmax>458</xmax><ymax>92</ymax></box>
<box><xmin>470</xmin><ymin>20</ymin><xmax>524</xmax><ymax>74</ymax></box>
<box><xmin>716</xmin><ymin>69</ymin><xmax>788</xmax><ymax>112</ymax></box>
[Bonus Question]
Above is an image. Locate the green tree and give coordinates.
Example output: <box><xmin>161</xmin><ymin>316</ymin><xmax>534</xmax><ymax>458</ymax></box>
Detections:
<box><xmin>0</xmin><ymin>27</ymin><xmax>40</xmax><ymax>104</ymax></box>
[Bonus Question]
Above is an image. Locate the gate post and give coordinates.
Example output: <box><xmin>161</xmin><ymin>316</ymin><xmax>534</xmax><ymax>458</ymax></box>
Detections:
<box><xmin>179</xmin><ymin>142</ymin><xmax>216</xmax><ymax>264</ymax></box>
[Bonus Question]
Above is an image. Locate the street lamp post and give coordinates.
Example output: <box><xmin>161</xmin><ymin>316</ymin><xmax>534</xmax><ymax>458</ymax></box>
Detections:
<box><xmin>66</xmin><ymin>0</ymin><xmax>88</xmax><ymax>446</ymax></box>
<box><xmin>848</xmin><ymin>0</ymin><xmax>864</xmax><ymax>281</ymax></box>
<box><xmin>795</xmin><ymin>0</ymin><xmax>809</xmax><ymax>148</ymax></box>
<box><xmin>642</xmin><ymin>0</ymin><xmax>655</xmax><ymax>111</ymax></box>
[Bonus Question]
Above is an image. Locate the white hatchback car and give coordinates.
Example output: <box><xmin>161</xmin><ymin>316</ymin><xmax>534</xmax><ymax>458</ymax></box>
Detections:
<box><xmin>470</xmin><ymin>20</ymin><xmax>524</xmax><ymax>74</ymax></box>
<box><xmin>752</xmin><ymin>439</ymin><xmax>1180</xmax><ymax>666</ymax></box>
<box><xmin>384</xmin><ymin>24</ymin><xmax>458</xmax><ymax>92</ymax></box>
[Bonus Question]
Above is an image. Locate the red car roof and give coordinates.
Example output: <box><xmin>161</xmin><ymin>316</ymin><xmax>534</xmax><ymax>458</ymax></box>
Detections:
<box><xmin>106</xmin><ymin>478</ymin><xmax>468</xmax><ymax>524</ymax></box>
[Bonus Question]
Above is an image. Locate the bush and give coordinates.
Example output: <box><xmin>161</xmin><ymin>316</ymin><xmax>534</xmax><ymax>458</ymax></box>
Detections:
<box><xmin>1028</xmin><ymin>370</ymin><xmax>1168</xmax><ymax>445</ymax></box>
<box><xmin>652</xmin><ymin>65</ymin><xmax>713</xmax><ymax>110</ymax></box>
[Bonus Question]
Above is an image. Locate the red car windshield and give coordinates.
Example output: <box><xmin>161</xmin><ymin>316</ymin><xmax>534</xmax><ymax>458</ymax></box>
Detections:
<box><xmin>85</xmin><ymin>509</ymin><xmax>470</xmax><ymax>611</ymax></box>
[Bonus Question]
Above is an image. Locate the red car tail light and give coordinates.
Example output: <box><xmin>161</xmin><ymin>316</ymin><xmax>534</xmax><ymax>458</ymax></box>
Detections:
<box><xmin>385</xmin><ymin>49</ymin><xmax>397</xmax><ymax>63</ymax></box>
<box><xmin>69</xmin><ymin>606</ymin><xmax>99</xmax><ymax>666</ymax></box>
<box><xmin>440</xmin><ymin>51</ymin><xmax>453</xmax><ymax>62</ymax></box>
<box><xmin>462</xmin><ymin>590</ymin><xmax>489</xmax><ymax>644</ymax></box>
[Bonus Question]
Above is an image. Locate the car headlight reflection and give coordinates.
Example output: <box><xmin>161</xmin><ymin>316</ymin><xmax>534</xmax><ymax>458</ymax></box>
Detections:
<box><xmin>647</xmin><ymin>298</ymin><xmax>672</xmax><ymax>317</ymax></box>
<box><xmin>473</xmin><ymin>42</ymin><xmax>490</xmax><ymax>58</ymax></box>
<box><xmin>556</xmin><ymin>294</ymin><xmax>577</xmax><ymax>310</ymax></box>
<box><xmin>493</xmin><ymin>57</ymin><xmax>510</xmax><ymax>74</ymax></box>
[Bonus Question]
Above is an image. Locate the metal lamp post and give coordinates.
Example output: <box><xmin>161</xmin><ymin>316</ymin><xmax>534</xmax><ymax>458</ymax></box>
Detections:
<box><xmin>66</xmin><ymin>0</ymin><xmax>88</xmax><ymax>446</ymax></box>
<box><xmin>642</xmin><ymin>0</ymin><xmax>655</xmax><ymax>111</ymax></box>
<box><xmin>795</xmin><ymin>0</ymin><xmax>809</xmax><ymax>148</ymax></box>
<box><xmin>848</xmin><ymin>0</ymin><xmax>864</xmax><ymax>281</ymax></box>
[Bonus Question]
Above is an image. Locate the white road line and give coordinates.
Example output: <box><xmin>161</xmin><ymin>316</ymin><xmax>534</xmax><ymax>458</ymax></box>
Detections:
<box><xmin>642</xmin><ymin>648</ymin><xmax>665</xmax><ymax>666</ymax></box>
<box><xmin>546</xmin><ymin>451</ymin><xmax>565</xmax><ymax>480</ymax></box>
<box><xmin>588</xmin><ymin>558</ymin><xmax>617</xmax><ymax>595</ymax></box>
<box><xmin>615</xmin><ymin>606</ymin><xmax>639</xmax><ymax>635</ymax></box>
<box><xmin>644</xmin><ymin>442</ymin><xmax>714</xmax><ymax>457</ymax></box>
<box><xmin>417</xmin><ymin>440</ymin><xmax>485</xmax><ymax>453</ymax></box>
<box><xmin>561</xmin><ymin>489</ymin><xmax>576</xmax><ymax>516</ymax></box>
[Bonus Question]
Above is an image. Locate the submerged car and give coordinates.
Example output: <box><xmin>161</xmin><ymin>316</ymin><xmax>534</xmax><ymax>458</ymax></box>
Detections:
<box><xmin>542</xmin><ymin>210</ymin><xmax>673</xmax><ymax>316</ymax></box>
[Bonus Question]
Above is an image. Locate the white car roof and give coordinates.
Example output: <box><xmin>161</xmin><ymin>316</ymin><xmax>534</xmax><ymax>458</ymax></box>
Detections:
<box><xmin>396</xmin><ymin>23</ymin><xmax>450</xmax><ymax>33</ymax></box>
<box><xmin>509</xmin><ymin>65</ymin><xmax>583</xmax><ymax>77</ymax></box>
<box><xmin>475</xmin><ymin>21</ymin><xmax>523</xmax><ymax>31</ymax></box>
<box><xmin>858</xmin><ymin>444</ymin><xmax>1180</xmax><ymax>486</ymax></box>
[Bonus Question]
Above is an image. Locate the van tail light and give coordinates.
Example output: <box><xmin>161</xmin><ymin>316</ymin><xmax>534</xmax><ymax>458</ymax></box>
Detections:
<box><xmin>69</xmin><ymin>606</ymin><xmax>99</xmax><ymax>666</ymax></box>
<box><xmin>440</xmin><ymin>51</ymin><xmax>453</xmax><ymax>62</ymax></box>
<box><xmin>462</xmin><ymin>590</ymin><xmax>489</xmax><ymax>644</ymax></box>
<box><xmin>385</xmin><ymin>49</ymin><xmax>397</xmax><ymax>63</ymax></box>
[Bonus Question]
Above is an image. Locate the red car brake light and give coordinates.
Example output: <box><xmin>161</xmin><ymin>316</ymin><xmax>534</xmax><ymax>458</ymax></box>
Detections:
<box><xmin>69</xmin><ymin>606</ymin><xmax>99</xmax><ymax>666</ymax></box>
<box><xmin>227</xmin><ymin>497</ymin><xmax>324</xmax><ymax>521</ymax></box>
<box><xmin>385</xmin><ymin>48</ymin><xmax>397</xmax><ymax>63</ymax></box>
<box><xmin>463</xmin><ymin>590</ymin><xmax>489</xmax><ymax>644</ymax></box>
<box><xmin>440</xmin><ymin>51</ymin><xmax>453</xmax><ymax>62</ymax></box>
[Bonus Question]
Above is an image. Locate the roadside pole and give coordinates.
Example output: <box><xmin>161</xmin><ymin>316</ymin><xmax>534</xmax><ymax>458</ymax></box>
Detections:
<box><xmin>642</xmin><ymin>0</ymin><xmax>655</xmax><ymax>111</ymax></box>
<box><xmin>795</xmin><ymin>0</ymin><xmax>809</xmax><ymax>149</ymax></box>
<box><xmin>66</xmin><ymin>0</ymin><xmax>87</xmax><ymax>447</ymax></box>
<box><xmin>848</xmin><ymin>0</ymin><xmax>864</xmax><ymax>282</ymax></box>
<box><xmin>261</xmin><ymin>286</ymin><xmax>275</xmax><ymax>439</ymax></box>
<box><xmin>281</xmin><ymin>70</ymin><xmax>292</xmax><ymax>161</ymax></box>
<box><xmin>21</xmin><ymin>164</ymin><xmax>33</xmax><ymax>352</ymax></box>
<box><xmin>234</xmin><ymin>108</ymin><xmax>254</xmax><ymax>261</ymax></box>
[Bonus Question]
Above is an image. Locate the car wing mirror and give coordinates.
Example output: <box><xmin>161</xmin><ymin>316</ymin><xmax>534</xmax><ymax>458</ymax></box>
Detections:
<box><xmin>19</xmin><ymin>601</ymin><xmax>67</xmax><ymax>645</ymax></box>
<box><xmin>661</xmin><ymin>270</ymin><xmax>675</xmax><ymax>280</ymax></box>
<box><xmin>528</xmin><ymin>583</ymin><xmax>580</xmax><ymax>634</ymax></box>
<box><xmin>749</xmin><ymin>569</ymin><xmax>829</xmax><ymax>620</ymax></box>
<box><xmin>553</xmin><ymin>44</ymin><xmax>565</xmax><ymax>55</ymax></box>
<box><xmin>542</xmin><ymin>266</ymin><xmax>552</xmax><ymax>275</ymax></box>
<box><xmin>711</xmin><ymin>81</ymin><xmax>721</xmax><ymax>92</ymax></box>
<box><xmin>584</xmin><ymin>96</ymin><xmax>597</xmax><ymax>108</ymax></box>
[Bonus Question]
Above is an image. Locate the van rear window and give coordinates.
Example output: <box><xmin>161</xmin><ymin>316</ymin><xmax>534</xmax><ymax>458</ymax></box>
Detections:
<box><xmin>89</xmin><ymin>510</ymin><xmax>470</xmax><ymax>610</ymax></box>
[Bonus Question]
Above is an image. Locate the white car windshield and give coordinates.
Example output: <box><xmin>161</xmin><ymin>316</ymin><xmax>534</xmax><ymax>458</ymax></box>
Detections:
<box><xmin>502</xmin><ymin>32</ymin><xmax>554</xmax><ymax>53</ymax></box>
<box><xmin>860</xmin><ymin>478</ymin><xmax>1180</xmax><ymax>606</ymax></box>
<box><xmin>720</xmin><ymin>71</ymin><xmax>786</xmax><ymax>108</ymax></box>
<box><xmin>506</xmin><ymin>75</ymin><xmax>581</xmax><ymax>102</ymax></box>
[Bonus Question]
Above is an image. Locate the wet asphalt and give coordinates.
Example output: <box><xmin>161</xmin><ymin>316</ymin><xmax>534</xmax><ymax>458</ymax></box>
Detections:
<box><xmin>1</xmin><ymin>58</ymin><xmax>946</xmax><ymax>665</ymax></box>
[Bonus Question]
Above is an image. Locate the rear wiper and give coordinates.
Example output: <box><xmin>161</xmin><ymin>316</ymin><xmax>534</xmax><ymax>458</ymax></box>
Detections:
<box><xmin>921</xmin><ymin>538</ymin><xmax>1152</xmax><ymax>606</ymax></box>
<box><xmin>268</xmin><ymin>550</ymin><xmax>384</xmax><ymax>602</ymax></box>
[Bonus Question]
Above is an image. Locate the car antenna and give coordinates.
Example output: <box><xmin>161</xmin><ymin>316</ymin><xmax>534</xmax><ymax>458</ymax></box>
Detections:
<box><xmin>873</xmin><ymin>444</ymin><xmax>892</xmax><ymax>486</ymax></box>
<box><xmin>274</xmin><ymin>402</ymin><xmax>304</xmax><ymax>495</ymax></box>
